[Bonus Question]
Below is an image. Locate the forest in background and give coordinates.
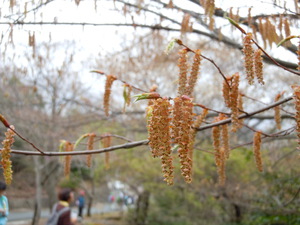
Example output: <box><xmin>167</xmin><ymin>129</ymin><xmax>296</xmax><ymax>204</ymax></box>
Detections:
<box><xmin>0</xmin><ymin>0</ymin><xmax>300</xmax><ymax>225</ymax></box>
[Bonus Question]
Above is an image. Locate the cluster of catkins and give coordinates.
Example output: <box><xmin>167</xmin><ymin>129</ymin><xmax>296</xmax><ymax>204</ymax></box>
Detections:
<box><xmin>222</xmin><ymin>73</ymin><xmax>241</xmax><ymax>132</ymax></box>
<box><xmin>243</xmin><ymin>33</ymin><xmax>264</xmax><ymax>85</ymax></box>
<box><xmin>147</xmin><ymin>48</ymin><xmax>204</xmax><ymax>185</ymax></box>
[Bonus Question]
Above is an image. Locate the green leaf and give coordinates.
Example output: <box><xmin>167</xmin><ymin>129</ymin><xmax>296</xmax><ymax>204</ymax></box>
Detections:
<box><xmin>164</xmin><ymin>39</ymin><xmax>176</xmax><ymax>55</ymax></box>
<box><xmin>277</xmin><ymin>35</ymin><xmax>299</xmax><ymax>47</ymax></box>
<box><xmin>74</xmin><ymin>133</ymin><xmax>89</xmax><ymax>150</ymax></box>
<box><xmin>133</xmin><ymin>92</ymin><xmax>161</xmax><ymax>102</ymax></box>
<box><xmin>226</xmin><ymin>17</ymin><xmax>246</xmax><ymax>34</ymax></box>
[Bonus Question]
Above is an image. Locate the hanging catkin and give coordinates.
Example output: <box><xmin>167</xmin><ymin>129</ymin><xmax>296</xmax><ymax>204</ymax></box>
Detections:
<box><xmin>64</xmin><ymin>142</ymin><xmax>73</xmax><ymax>178</ymax></box>
<box><xmin>274</xmin><ymin>93</ymin><xmax>283</xmax><ymax>130</ymax></box>
<box><xmin>222</xmin><ymin>76</ymin><xmax>231</xmax><ymax>108</ymax></box>
<box><xmin>230</xmin><ymin>73</ymin><xmax>240</xmax><ymax>132</ymax></box>
<box><xmin>292</xmin><ymin>85</ymin><xmax>300</xmax><ymax>147</ymax></box>
<box><xmin>104</xmin><ymin>75</ymin><xmax>117</xmax><ymax>116</ymax></box>
<box><xmin>86</xmin><ymin>133</ymin><xmax>96</xmax><ymax>167</ymax></box>
<box><xmin>253</xmin><ymin>49</ymin><xmax>264</xmax><ymax>85</ymax></box>
<box><xmin>177</xmin><ymin>49</ymin><xmax>189</xmax><ymax>96</ymax></box>
<box><xmin>220</xmin><ymin>114</ymin><xmax>230</xmax><ymax>159</ymax></box>
<box><xmin>1</xmin><ymin>126</ymin><xmax>15</xmax><ymax>184</ymax></box>
<box><xmin>148</xmin><ymin>98</ymin><xmax>174</xmax><ymax>185</ymax></box>
<box><xmin>243</xmin><ymin>33</ymin><xmax>255</xmax><ymax>85</ymax></box>
<box><xmin>217</xmin><ymin>147</ymin><xmax>226</xmax><ymax>186</ymax></box>
<box><xmin>253</xmin><ymin>131</ymin><xmax>263</xmax><ymax>172</ymax></box>
<box><xmin>172</xmin><ymin>96</ymin><xmax>194</xmax><ymax>183</ymax></box>
<box><xmin>186</xmin><ymin>49</ymin><xmax>202</xmax><ymax>96</ymax></box>
<box><xmin>102</xmin><ymin>134</ymin><xmax>112</xmax><ymax>170</ymax></box>
<box><xmin>212</xmin><ymin>118</ymin><xmax>221</xmax><ymax>167</ymax></box>
<box><xmin>297</xmin><ymin>39</ymin><xmax>300</xmax><ymax>71</ymax></box>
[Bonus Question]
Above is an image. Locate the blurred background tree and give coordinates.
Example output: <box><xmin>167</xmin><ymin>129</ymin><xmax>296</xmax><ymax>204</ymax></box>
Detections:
<box><xmin>0</xmin><ymin>0</ymin><xmax>299</xmax><ymax>225</ymax></box>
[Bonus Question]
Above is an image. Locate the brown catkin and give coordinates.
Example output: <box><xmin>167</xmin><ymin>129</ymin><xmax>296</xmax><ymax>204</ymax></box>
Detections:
<box><xmin>177</xmin><ymin>49</ymin><xmax>189</xmax><ymax>96</ymax></box>
<box><xmin>86</xmin><ymin>133</ymin><xmax>96</xmax><ymax>168</ymax></box>
<box><xmin>258</xmin><ymin>18</ymin><xmax>267</xmax><ymax>49</ymax></box>
<box><xmin>297</xmin><ymin>39</ymin><xmax>300</xmax><ymax>71</ymax></box>
<box><xmin>178</xmin><ymin>97</ymin><xmax>194</xmax><ymax>183</ymax></box>
<box><xmin>284</xmin><ymin>18</ymin><xmax>291</xmax><ymax>38</ymax></box>
<box><xmin>186</xmin><ymin>49</ymin><xmax>202</xmax><ymax>96</ymax></box>
<box><xmin>253</xmin><ymin>49</ymin><xmax>264</xmax><ymax>85</ymax></box>
<box><xmin>104</xmin><ymin>75</ymin><xmax>117</xmax><ymax>116</ymax></box>
<box><xmin>274</xmin><ymin>93</ymin><xmax>282</xmax><ymax>130</ymax></box>
<box><xmin>220</xmin><ymin>114</ymin><xmax>230</xmax><ymax>159</ymax></box>
<box><xmin>147</xmin><ymin>84</ymin><xmax>158</xmax><ymax>108</ymax></box>
<box><xmin>148</xmin><ymin>98</ymin><xmax>173</xmax><ymax>185</ymax></box>
<box><xmin>193</xmin><ymin>108</ymin><xmax>208</xmax><ymax>129</ymax></box>
<box><xmin>292</xmin><ymin>85</ymin><xmax>300</xmax><ymax>147</ymax></box>
<box><xmin>247</xmin><ymin>7</ymin><xmax>252</xmax><ymax>26</ymax></box>
<box><xmin>212</xmin><ymin>119</ymin><xmax>221</xmax><ymax>167</ymax></box>
<box><xmin>1</xmin><ymin>125</ymin><xmax>15</xmax><ymax>184</ymax></box>
<box><xmin>243</xmin><ymin>33</ymin><xmax>255</xmax><ymax>85</ymax></box>
<box><xmin>64</xmin><ymin>142</ymin><xmax>73</xmax><ymax>178</ymax></box>
<box><xmin>102</xmin><ymin>134</ymin><xmax>112</xmax><ymax>170</ymax></box>
<box><xmin>253</xmin><ymin>131</ymin><xmax>263</xmax><ymax>172</ymax></box>
<box><xmin>230</xmin><ymin>73</ymin><xmax>240</xmax><ymax>132</ymax></box>
<box><xmin>222</xmin><ymin>76</ymin><xmax>231</xmax><ymax>108</ymax></box>
<box><xmin>181</xmin><ymin>13</ymin><xmax>191</xmax><ymax>33</ymax></box>
<box><xmin>217</xmin><ymin>147</ymin><xmax>226</xmax><ymax>186</ymax></box>
<box><xmin>172</xmin><ymin>96</ymin><xmax>194</xmax><ymax>183</ymax></box>
<box><xmin>237</xmin><ymin>92</ymin><xmax>244</xmax><ymax>129</ymax></box>
<box><xmin>278</xmin><ymin>14</ymin><xmax>283</xmax><ymax>36</ymax></box>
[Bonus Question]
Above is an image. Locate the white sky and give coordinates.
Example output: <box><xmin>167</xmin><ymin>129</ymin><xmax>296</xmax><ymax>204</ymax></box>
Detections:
<box><xmin>0</xmin><ymin>0</ymin><xmax>298</xmax><ymax>95</ymax></box>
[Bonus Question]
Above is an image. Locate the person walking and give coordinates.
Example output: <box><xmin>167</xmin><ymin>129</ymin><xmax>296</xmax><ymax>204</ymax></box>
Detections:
<box><xmin>76</xmin><ymin>190</ymin><xmax>85</xmax><ymax>219</ymax></box>
<box><xmin>47</xmin><ymin>188</ymin><xmax>77</xmax><ymax>225</ymax></box>
<box><xmin>0</xmin><ymin>181</ymin><xmax>8</xmax><ymax>225</ymax></box>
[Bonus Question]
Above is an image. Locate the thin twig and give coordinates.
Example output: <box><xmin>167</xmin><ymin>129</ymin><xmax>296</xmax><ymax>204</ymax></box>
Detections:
<box><xmin>177</xmin><ymin>42</ymin><xmax>230</xmax><ymax>87</ymax></box>
<box><xmin>9</xmin><ymin>140</ymin><xmax>149</xmax><ymax>156</ymax></box>
<box><xmin>9</xmin><ymin>127</ymin><xmax>45</xmax><ymax>155</ymax></box>
<box><xmin>197</xmin><ymin>96</ymin><xmax>293</xmax><ymax>131</ymax></box>
<box><xmin>90</xmin><ymin>70</ymin><xmax>147</xmax><ymax>93</ymax></box>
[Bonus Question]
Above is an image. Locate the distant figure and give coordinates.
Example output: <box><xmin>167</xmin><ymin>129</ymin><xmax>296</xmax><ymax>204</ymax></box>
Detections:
<box><xmin>47</xmin><ymin>188</ymin><xmax>77</xmax><ymax>225</ymax></box>
<box><xmin>76</xmin><ymin>190</ymin><xmax>85</xmax><ymax>219</ymax></box>
<box><xmin>0</xmin><ymin>181</ymin><xmax>8</xmax><ymax>225</ymax></box>
<box><xmin>109</xmin><ymin>194</ymin><xmax>115</xmax><ymax>203</ymax></box>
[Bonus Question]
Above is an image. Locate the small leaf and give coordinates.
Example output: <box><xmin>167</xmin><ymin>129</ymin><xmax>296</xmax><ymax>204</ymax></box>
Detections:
<box><xmin>133</xmin><ymin>92</ymin><xmax>161</xmax><ymax>102</ymax></box>
<box><xmin>59</xmin><ymin>140</ymin><xmax>66</xmax><ymax>152</ymax></box>
<box><xmin>277</xmin><ymin>35</ymin><xmax>299</xmax><ymax>47</ymax></box>
<box><xmin>226</xmin><ymin>17</ymin><xmax>246</xmax><ymax>34</ymax></box>
<box><xmin>74</xmin><ymin>133</ymin><xmax>89</xmax><ymax>150</ymax></box>
<box><xmin>164</xmin><ymin>39</ymin><xmax>176</xmax><ymax>55</ymax></box>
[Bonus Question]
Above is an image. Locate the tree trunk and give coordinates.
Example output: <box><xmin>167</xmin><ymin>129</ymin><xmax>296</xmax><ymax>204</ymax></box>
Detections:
<box><xmin>134</xmin><ymin>190</ymin><xmax>150</xmax><ymax>225</ymax></box>
<box><xmin>31</xmin><ymin>157</ymin><xmax>42</xmax><ymax>225</ymax></box>
<box><xmin>86</xmin><ymin>195</ymin><xmax>93</xmax><ymax>217</ymax></box>
<box><xmin>42</xmin><ymin>160</ymin><xmax>61</xmax><ymax>211</ymax></box>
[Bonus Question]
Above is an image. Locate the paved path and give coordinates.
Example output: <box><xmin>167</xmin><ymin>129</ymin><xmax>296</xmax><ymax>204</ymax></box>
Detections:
<box><xmin>7</xmin><ymin>203</ymin><xmax>121</xmax><ymax>225</ymax></box>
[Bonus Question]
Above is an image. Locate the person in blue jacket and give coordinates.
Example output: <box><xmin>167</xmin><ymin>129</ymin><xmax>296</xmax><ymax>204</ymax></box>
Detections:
<box><xmin>76</xmin><ymin>190</ymin><xmax>85</xmax><ymax>219</ymax></box>
<box><xmin>0</xmin><ymin>181</ymin><xmax>8</xmax><ymax>225</ymax></box>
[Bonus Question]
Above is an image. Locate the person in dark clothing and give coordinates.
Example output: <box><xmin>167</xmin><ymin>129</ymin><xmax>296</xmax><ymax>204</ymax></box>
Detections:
<box><xmin>76</xmin><ymin>190</ymin><xmax>85</xmax><ymax>219</ymax></box>
<box><xmin>55</xmin><ymin>188</ymin><xmax>77</xmax><ymax>225</ymax></box>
